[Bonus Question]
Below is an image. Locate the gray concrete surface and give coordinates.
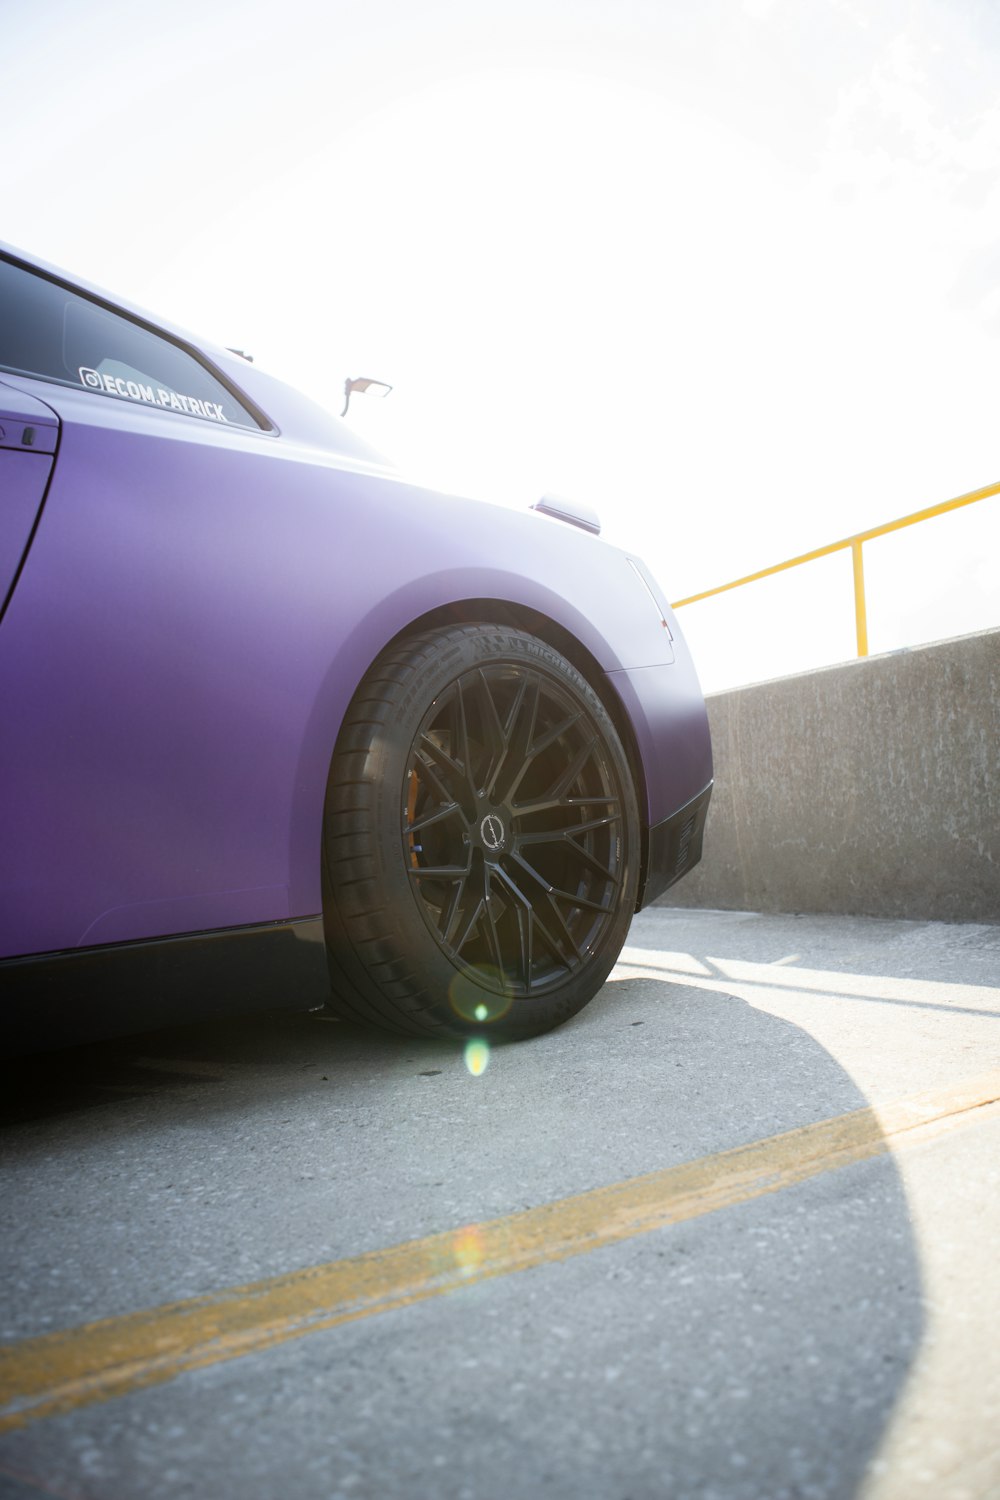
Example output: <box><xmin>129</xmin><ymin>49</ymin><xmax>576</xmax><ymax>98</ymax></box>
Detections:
<box><xmin>1</xmin><ymin>907</ymin><xmax>998</xmax><ymax>1500</ymax></box>
<box><xmin>662</xmin><ymin>627</ymin><xmax>1000</xmax><ymax>923</ymax></box>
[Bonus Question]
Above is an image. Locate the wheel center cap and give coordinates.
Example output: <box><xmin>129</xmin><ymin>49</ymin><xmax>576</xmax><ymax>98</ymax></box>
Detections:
<box><xmin>480</xmin><ymin>812</ymin><xmax>506</xmax><ymax>853</ymax></box>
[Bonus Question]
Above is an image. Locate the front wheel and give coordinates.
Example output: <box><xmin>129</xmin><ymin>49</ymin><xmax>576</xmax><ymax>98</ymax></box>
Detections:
<box><xmin>321</xmin><ymin>624</ymin><xmax>640</xmax><ymax>1040</ymax></box>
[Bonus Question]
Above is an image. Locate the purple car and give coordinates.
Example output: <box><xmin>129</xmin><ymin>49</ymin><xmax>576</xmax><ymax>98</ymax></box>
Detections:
<box><xmin>0</xmin><ymin>244</ymin><xmax>712</xmax><ymax>1049</ymax></box>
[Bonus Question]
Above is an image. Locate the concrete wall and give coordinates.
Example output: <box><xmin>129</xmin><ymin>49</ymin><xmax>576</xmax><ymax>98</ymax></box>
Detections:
<box><xmin>660</xmin><ymin>628</ymin><xmax>999</xmax><ymax>923</ymax></box>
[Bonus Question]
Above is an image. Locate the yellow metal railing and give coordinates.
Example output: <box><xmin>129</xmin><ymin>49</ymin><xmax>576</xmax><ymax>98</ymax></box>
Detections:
<box><xmin>671</xmin><ymin>479</ymin><xmax>1000</xmax><ymax>658</ymax></box>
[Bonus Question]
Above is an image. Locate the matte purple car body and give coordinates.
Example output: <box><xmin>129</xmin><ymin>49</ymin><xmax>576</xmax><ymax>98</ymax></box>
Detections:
<box><xmin>0</xmin><ymin>243</ymin><xmax>711</xmax><ymax>1047</ymax></box>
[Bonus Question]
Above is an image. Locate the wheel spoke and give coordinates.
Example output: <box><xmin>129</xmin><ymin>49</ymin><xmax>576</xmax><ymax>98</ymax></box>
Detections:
<box><xmin>552</xmin><ymin>884</ymin><xmax>615</xmax><ymax>914</ymax></box>
<box><xmin>516</xmin><ymin>812</ymin><xmax>621</xmax><ymax>845</ymax></box>
<box><xmin>416</xmin><ymin>731</ymin><xmax>475</xmax><ymax>813</ymax></box>
<box><xmin>527</xmin><ymin>906</ymin><xmax>574</xmax><ymax>971</ymax></box>
<box><xmin>442</xmin><ymin>873</ymin><xmax>471</xmax><ymax>947</ymax></box>
<box><xmin>473</xmin><ymin>670</ymin><xmax>507</xmax><ymax>793</ymax></box>
<box><xmin>505</xmin><ymin>850</ymin><xmax>613</xmax><ymax>913</ymax></box>
<box><xmin>523</xmin><ymin>708</ymin><xmax>583</xmax><ymax>763</ymax></box>
<box><xmin>454</xmin><ymin>677</ymin><xmax>475</xmax><ymax>793</ymax></box>
<box><xmin>540</xmin><ymin>734</ymin><xmax>598</xmax><ymax>806</ymax></box>
<box><xmin>564</xmin><ymin>840</ymin><xmax>621</xmax><ymax>885</ymax></box>
<box><xmin>514</xmin><ymin>904</ymin><xmax>533</xmax><ymax>989</ymax></box>
<box><xmin>487</xmin><ymin>675</ymin><xmax>539</xmax><ymax>803</ymax></box>
<box><xmin>505</xmin><ymin>850</ymin><xmax>583</xmax><ymax>961</ymax></box>
<box><xmin>541</xmin><ymin>892</ymin><xmax>582</xmax><ymax>960</ymax></box>
<box><xmin>481</xmin><ymin>868</ymin><xmax>504</xmax><ymax>972</ymax></box>
<box><xmin>491</xmin><ymin>863</ymin><xmax>571</xmax><ymax>978</ymax></box>
<box><xmin>404</xmin><ymin>802</ymin><xmax>464</xmax><ymax>838</ymax></box>
<box><xmin>515</xmin><ymin>793</ymin><xmax>620</xmax><ymax>816</ymax></box>
<box><xmin>413</xmin><ymin>742</ymin><xmax>461</xmax><ymax>807</ymax></box>
<box><xmin>514</xmin><ymin>822</ymin><xmax>621</xmax><ymax>887</ymax></box>
<box><xmin>451</xmin><ymin>896</ymin><xmax>487</xmax><ymax>958</ymax></box>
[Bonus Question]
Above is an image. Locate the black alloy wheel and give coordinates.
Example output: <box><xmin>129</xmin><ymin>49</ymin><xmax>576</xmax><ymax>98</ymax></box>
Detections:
<box><xmin>322</xmin><ymin>624</ymin><xmax>640</xmax><ymax>1040</ymax></box>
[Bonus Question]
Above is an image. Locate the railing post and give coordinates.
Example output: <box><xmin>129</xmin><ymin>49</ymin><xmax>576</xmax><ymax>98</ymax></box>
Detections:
<box><xmin>852</xmin><ymin>539</ymin><xmax>868</xmax><ymax>658</ymax></box>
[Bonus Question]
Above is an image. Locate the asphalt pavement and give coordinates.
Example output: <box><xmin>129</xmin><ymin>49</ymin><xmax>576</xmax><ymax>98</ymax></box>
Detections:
<box><xmin>1</xmin><ymin>907</ymin><xmax>998</xmax><ymax>1500</ymax></box>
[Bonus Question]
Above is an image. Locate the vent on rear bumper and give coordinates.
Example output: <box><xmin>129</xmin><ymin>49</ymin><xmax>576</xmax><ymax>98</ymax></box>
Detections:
<box><xmin>640</xmin><ymin>784</ymin><xmax>712</xmax><ymax>908</ymax></box>
<box><xmin>675</xmin><ymin>814</ymin><xmax>697</xmax><ymax>875</ymax></box>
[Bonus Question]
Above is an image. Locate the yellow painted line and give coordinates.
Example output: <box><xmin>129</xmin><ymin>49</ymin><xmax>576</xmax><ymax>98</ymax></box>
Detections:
<box><xmin>2</xmin><ymin>1070</ymin><xmax>999</xmax><ymax>1434</ymax></box>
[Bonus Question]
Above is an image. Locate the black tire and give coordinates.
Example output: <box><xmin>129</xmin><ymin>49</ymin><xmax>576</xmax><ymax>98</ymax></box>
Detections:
<box><xmin>321</xmin><ymin>624</ymin><xmax>640</xmax><ymax>1040</ymax></box>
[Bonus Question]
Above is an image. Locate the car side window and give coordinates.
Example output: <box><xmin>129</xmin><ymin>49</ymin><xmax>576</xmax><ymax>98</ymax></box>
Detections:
<box><xmin>0</xmin><ymin>254</ymin><xmax>263</xmax><ymax>430</ymax></box>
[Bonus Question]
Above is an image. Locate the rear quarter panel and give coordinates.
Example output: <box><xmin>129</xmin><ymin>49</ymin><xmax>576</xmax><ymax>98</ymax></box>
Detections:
<box><xmin>0</xmin><ymin>374</ymin><xmax>709</xmax><ymax>958</ymax></box>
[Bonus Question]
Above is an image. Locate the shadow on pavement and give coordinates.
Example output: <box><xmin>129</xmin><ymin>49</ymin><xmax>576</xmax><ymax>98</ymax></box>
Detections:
<box><xmin>0</xmin><ymin>959</ymin><xmax>924</xmax><ymax>1500</ymax></box>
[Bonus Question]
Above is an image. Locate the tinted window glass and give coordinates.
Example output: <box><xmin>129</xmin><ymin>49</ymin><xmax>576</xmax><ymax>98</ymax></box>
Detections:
<box><xmin>0</xmin><ymin>256</ymin><xmax>262</xmax><ymax>430</ymax></box>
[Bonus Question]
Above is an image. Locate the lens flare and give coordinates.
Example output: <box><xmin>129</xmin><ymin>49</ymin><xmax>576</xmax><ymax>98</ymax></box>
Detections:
<box><xmin>452</xmin><ymin>1224</ymin><xmax>485</xmax><ymax>1276</ymax></box>
<box><xmin>464</xmin><ymin>1039</ymin><xmax>490</xmax><ymax>1076</ymax></box>
<box><xmin>448</xmin><ymin>968</ymin><xmax>513</xmax><ymax>1024</ymax></box>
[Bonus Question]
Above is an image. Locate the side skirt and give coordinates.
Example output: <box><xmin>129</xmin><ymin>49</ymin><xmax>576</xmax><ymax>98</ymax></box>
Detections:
<box><xmin>0</xmin><ymin>917</ymin><xmax>331</xmax><ymax>1055</ymax></box>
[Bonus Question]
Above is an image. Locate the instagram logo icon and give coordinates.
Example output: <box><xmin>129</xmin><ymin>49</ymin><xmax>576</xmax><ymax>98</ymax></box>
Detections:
<box><xmin>78</xmin><ymin>366</ymin><xmax>103</xmax><ymax>390</ymax></box>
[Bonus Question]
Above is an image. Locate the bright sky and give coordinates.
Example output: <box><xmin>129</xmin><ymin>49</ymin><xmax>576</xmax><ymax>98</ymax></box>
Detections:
<box><xmin>5</xmin><ymin>0</ymin><xmax>999</xmax><ymax>691</ymax></box>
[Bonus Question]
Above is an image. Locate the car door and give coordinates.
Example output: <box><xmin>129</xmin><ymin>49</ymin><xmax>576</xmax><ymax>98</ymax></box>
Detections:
<box><xmin>0</xmin><ymin>253</ymin><xmax>328</xmax><ymax>960</ymax></box>
<box><xmin>0</xmin><ymin>380</ymin><xmax>59</xmax><ymax>614</ymax></box>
